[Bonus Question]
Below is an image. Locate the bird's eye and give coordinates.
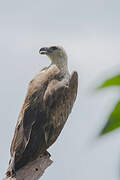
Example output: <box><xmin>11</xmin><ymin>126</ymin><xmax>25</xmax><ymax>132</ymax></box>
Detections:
<box><xmin>50</xmin><ymin>46</ymin><xmax>58</xmax><ymax>51</ymax></box>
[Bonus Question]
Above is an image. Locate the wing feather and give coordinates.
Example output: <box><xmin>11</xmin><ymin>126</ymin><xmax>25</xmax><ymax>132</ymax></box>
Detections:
<box><xmin>9</xmin><ymin>66</ymin><xmax>78</xmax><ymax>173</ymax></box>
<box><xmin>10</xmin><ymin>66</ymin><xmax>60</xmax><ymax>162</ymax></box>
<box><xmin>43</xmin><ymin>71</ymin><xmax>78</xmax><ymax>147</ymax></box>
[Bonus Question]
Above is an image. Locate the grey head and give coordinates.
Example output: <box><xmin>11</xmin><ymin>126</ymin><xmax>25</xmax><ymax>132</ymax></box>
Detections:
<box><xmin>39</xmin><ymin>46</ymin><xmax>69</xmax><ymax>73</ymax></box>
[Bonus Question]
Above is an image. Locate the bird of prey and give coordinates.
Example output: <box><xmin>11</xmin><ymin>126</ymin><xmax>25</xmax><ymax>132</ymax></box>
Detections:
<box><xmin>6</xmin><ymin>46</ymin><xmax>78</xmax><ymax>177</ymax></box>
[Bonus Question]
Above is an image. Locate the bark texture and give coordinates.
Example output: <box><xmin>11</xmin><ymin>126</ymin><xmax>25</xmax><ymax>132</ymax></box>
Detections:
<box><xmin>3</xmin><ymin>154</ymin><xmax>52</xmax><ymax>180</ymax></box>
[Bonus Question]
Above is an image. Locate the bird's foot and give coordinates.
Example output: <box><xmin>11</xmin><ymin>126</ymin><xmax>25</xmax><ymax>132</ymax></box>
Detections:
<box><xmin>43</xmin><ymin>151</ymin><xmax>51</xmax><ymax>157</ymax></box>
<box><xmin>6</xmin><ymin>169</ymin><xmax>16</xmax><ymax>178</ymax></box>
<box><xmin>6</xmin><ymin>156</ymin><xmax>16</xmax><ymax>177</ymax></box>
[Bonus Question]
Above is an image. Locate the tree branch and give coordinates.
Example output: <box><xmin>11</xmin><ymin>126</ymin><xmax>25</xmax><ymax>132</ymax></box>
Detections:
<box><xmin>3</xmin><ymin>154</ymin><xmax>53</xmax><ymax>180</ymax></box>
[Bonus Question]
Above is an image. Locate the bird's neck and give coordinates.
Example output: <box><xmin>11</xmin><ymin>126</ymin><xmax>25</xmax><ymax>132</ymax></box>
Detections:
<box><xmin>50</xmin><ymin>58</ymin><xmax>69</xmax><ymax>77</ymax></box>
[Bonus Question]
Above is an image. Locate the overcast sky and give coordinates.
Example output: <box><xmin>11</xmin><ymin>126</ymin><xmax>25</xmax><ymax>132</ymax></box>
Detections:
<box><xmin>1</xmin><ymin>0</ymin><xmax>120</xmax><ymax>179</ymax></box>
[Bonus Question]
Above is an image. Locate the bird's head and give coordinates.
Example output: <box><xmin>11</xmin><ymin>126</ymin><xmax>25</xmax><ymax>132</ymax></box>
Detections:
<box><xmin>39</xmin><ymin>46</ymin><xmax>68</xmax><ymax>68</ymax></box>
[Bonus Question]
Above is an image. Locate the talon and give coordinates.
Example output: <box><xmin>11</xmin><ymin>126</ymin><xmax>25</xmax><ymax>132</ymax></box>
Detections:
<box><xmin>11</xmin><ymin>170</ymin><xmax>16</xmax><ymax>177</ymax></box>
<box><xmin>44</xmin><ymin>151</ymin><xmax>51</xmax><ymax>157</ymax></box>
<box><xmin>5</xmin><ymin>169</ymin><xmax>16</xmax><ymax>177</ymax></box>
<box><xmin>6</xmin><ymin>170</ymin><xmax>11</xmax><ymax>177</ymax></box>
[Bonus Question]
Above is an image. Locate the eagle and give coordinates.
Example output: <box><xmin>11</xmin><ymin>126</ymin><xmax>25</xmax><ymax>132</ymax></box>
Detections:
<box><xmin>6</xmin><ymin>46</ymin><xmax>78</xmax><ymax>177</ymax></box>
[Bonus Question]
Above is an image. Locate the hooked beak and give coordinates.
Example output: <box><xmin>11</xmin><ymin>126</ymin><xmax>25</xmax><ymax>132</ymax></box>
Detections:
<box><xmin>39</xmin><ymin>47</ymin><xmax>50</xmax><ymax>55</ymax></box>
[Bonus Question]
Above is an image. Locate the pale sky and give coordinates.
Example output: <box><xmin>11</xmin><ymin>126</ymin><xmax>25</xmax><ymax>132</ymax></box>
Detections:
<box><xmin>0</xmin><ymin>0</ymin><xmax>120</xmax><ymax>179</ymax></box>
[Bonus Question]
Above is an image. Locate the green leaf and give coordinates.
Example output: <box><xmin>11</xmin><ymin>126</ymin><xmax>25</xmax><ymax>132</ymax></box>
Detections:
<box><xmin>100</xmin><ymin>101</ymin><xmax>120</xmax><ymax>135</ymax></box>
<box><xmin>98</xmin><ymin>74</ymin><xmax>120</xmax><ymax>89</ymax></box>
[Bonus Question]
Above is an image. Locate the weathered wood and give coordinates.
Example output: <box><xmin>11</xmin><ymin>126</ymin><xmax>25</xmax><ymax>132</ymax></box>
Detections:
<box><xmin>3</xmin><ymin>154</ymin><xmax>53</xmax><ymax>180</ymax></box>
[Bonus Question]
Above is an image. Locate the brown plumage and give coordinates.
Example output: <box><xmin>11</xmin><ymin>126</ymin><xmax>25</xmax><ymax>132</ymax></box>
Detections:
<box><xmin>6</xmin><ymin>46</ymin><xmax>78</xmax><ymax>176</ymax></box>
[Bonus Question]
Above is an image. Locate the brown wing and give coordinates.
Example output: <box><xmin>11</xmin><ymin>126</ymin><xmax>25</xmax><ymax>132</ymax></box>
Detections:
<box><xmin>43</xmin><ymin>71</ymin><xmax>78</xmax><ymax>147</ymax></box>
<box><xmin>9</xmin><ymin>67</ymin><xmax>78</xmax><ymax>173</ymax></box>
<box><xmin>9</xmin><ymin>65</ymin><xmax>61</xmax><ymax>171</ymax></box>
